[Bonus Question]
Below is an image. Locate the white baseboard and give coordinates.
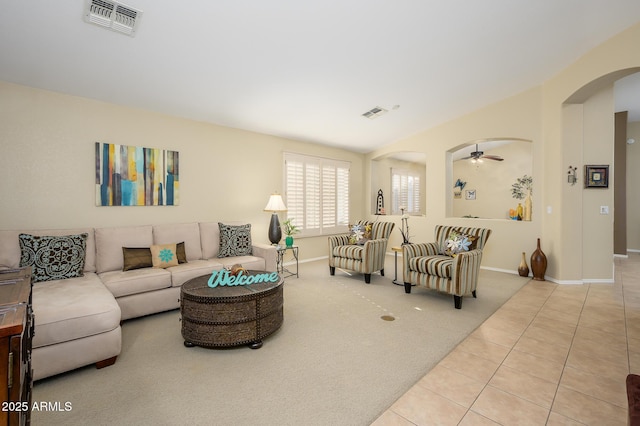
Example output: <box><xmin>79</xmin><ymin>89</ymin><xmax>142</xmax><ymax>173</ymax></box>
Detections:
<box><xmin>324</xmin><ymin>254</ymin><xmax>617</xmax><ymax>284</ymax></box>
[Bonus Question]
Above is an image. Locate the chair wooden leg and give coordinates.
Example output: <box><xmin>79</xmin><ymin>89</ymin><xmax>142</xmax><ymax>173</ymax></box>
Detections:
<box><xmin>404</xmin><ymin>283</ymin><xmax>412</xmax><ymax>294</ymax></box>
<box><xmin>329</xmin><ymin>266</ymin><xmax>335</xmax><ymax>275</ymax></box>
<box><xmin>364</xmin><ymin>274</ymin><xmax>371</xmax><ymax>284</ymax></box>
<box><xmin>380</xmin><ymin>268</ymin><xmax>385</xmax><ymax>277</ymax></box>
<box><xmin>454</xmin><ymin>295</ymin><xmax>462</xmax><ymax>309</ymax></box>
<box><xmin>472</xmin><ymin>290</ymin><xmax>477</xmax><ymax>298</ymax></box>
<box><xmin>96</xmin><ymin>356</ymin><xmax>117</xmax><ymax>369</ymax></box>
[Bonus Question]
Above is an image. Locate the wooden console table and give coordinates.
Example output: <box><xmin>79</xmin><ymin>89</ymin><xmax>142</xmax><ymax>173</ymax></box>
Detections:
<box><xmin>180</xmin><ymin>271</ymin><xmax>284</xmax><ymax>349</ymax></box>
<box><xmin>0</xmin><ymin>268</ymin><xmax>33</xmax><ymax>426</ymax></box>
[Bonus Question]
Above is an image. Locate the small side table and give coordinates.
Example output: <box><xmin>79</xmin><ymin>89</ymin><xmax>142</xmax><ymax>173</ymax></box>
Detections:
<box><xmin>392</xmin><ymin>246</ymin><xmax>402</xmax><ymax>285</ymax></box>
<box><xmin>277</xmin><ymin>245</ymin><xmax>299</xmax><ymax>278</ymax></box>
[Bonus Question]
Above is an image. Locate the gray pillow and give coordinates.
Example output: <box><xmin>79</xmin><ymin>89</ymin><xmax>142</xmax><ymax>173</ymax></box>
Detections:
<box><xmin>218</xmin><ymin>223</ymin><xmax>252</xmax><ymax>258</ymax></box>
<box><xmin>19</xmin><ymin>233</ymin><xmax>88</xmax><ymax>283</ymax></box>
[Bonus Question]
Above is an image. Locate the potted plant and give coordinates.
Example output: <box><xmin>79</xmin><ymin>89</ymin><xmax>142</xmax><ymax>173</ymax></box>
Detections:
<box><xmin>281</xmin><ymin>218</ymin><xmax>300</xmax><ymax>247</ymax></box>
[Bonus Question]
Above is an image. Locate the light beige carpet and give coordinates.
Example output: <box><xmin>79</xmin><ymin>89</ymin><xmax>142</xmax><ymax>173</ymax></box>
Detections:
<box><xmin>32</xmin><ymin>258</ymin><xmax>526</xmax><ymax>426</ymax></box>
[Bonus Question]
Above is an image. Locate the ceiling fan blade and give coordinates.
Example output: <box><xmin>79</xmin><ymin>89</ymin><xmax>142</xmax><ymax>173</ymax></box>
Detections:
<box><xmin>483</xmin><ymin>155</ymin><xmax>504</xmax><ymax>161</ymax></box>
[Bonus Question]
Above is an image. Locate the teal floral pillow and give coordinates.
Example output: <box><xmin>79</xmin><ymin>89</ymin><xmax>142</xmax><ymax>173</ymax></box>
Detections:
<box><xmin>150</xmin><ymin>243</ymin><xmax>178</xmax><ymax>268</ymax></box>
<box><xmin>443</xmin><ymin>231</ymin><xmax>478</xmax><ymax>257</ymax></box>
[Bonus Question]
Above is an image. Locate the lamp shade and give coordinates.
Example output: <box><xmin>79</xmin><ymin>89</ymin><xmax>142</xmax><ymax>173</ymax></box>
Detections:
<box><xmin>264</xmin><ymin>194</ymin><xmax>287</xmax><ymax>212</ymax></box>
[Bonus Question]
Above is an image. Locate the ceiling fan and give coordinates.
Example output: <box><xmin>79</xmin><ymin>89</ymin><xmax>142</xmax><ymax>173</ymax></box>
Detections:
<box><xmin>461</xmin><ymin>144</ymin><xmax>504</xmax><ymax>162</ymax></box>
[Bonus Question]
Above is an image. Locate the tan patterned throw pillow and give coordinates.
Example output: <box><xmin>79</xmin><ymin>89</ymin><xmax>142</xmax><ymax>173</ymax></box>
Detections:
<box><xmin>150</xmin><ymin>243</ymin><xmax>178</xmax><ymax>268</ymax></box>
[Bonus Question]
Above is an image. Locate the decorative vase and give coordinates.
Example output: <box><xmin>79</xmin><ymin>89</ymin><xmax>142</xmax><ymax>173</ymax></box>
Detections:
<box><xmin>530</xmin><ymin>238</ymin><xmax>547</xmax><ymax>281</ymax></box>
<box><xmin>516</xmin><ymin>203</ymin><xmax>523</xmax><ymax>221</ymax></box>
<box><xmin>518</xmin><ymin>252</ymin><xmax>529</xmax><ymax>277</ymax></box>
<box><xmin>285</xmin><ymin>236</ymin><xmax>294</xmax><ymax>247</ymax></box>
<box><xmin>524</xmin><ymin>193</ymin><xmax>532</xmax><ymax>221</ymax></box>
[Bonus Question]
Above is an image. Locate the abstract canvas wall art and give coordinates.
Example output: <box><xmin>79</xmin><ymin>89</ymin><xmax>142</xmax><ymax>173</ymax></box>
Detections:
<box><xmin>95</xmin><ymin>142</ymin><xmax>179</xmax><ymax>206</ymax></box>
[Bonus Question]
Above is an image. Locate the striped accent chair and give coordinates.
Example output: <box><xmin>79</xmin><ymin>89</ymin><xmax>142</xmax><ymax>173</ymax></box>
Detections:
<box><xmin>328</xmin><ymin>221</ymin><xmax>395</xmax><ymax>283</ymax></box>
<box><xmin>402</xmin><ymin>225</ymin><xmax>492</xmax><ymax>309</ymax></box>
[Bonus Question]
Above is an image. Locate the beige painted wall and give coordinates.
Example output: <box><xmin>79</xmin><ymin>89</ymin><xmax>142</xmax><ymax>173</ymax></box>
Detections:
<box><xmin>452</xmin><ymin>141</ymin><xmax>532</xmax><ymax>219</ymax></box>
<box><xmin>370</xmin><ymin>156</ymin><xmax>426</xmax><ymax>216</ymax></box>
<box><xmin>369</xmin><ymin>21</ymin><xmax>640</xmax><ymax>282</ymax></box>
<box><xmin>0</xmin><ymin>82</ymin><xmax>366</xmax><ymax>261</ymax></box>
<box><xmin>581</xmin><ymin>86</ymin><xmax>615</xmax><ymax>280</ymax></box>
<box><xmin>367</xmin><ymin>87</ymin><xmax>543</xmax><ymax>274</ymax></box>
<box><xmin>627</xmin><ymin>121</ymin><xmax>640</xmax><ymax>251</ymax></box>
<box><xmin>542</xmin><ymin>21</ymin><xmax>640</xmax><ymax>282</ymax></box>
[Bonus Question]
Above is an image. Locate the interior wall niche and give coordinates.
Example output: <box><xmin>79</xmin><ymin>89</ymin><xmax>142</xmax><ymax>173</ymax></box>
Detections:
<box><xmin>449</xmin><ymin>139</ymin><xmax>532</xmax><ymax>219</ymax></box>
<box><xmin>371</xmin><ymin>152</ymin><xmax>426</xmax><ymax>216</ymax></box>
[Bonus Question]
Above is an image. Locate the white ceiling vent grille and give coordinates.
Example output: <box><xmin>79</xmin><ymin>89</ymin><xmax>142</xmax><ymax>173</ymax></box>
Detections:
<box><xmin>362</xmin><ymin>106</ymin><xmax>388</xmax><ymax>119</ymax></box>
<box><xmin>84</xmin><ymin>0</ymin><xmax>143</xmax><ymax>36</ymax></box>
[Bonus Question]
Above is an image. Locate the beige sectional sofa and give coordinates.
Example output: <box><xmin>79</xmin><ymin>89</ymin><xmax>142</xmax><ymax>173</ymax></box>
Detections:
<box><xmin>0</xmin><ymin>222</ymin><xmax>276</xmax><ymax>381</ymax></box>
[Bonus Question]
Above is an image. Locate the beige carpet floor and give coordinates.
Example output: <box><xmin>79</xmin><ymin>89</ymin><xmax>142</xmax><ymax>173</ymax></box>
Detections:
<box><xmin>32</xmin><ymin>258</ymin><xmax>526</xmax><ymax>426</ymax></box>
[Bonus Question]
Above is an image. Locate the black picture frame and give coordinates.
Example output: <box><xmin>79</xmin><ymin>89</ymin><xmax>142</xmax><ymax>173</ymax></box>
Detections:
<box><xmin>584</xmin><ymin>165</ymin><xmax>609</xmax><ymax>188</ymax></box>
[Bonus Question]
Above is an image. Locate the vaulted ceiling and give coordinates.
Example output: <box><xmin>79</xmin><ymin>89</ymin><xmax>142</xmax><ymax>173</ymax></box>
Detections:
<box><xmin>2</xmin><ymin>1</ymin><xmax>640</xmax><ymax>153</ymax></box>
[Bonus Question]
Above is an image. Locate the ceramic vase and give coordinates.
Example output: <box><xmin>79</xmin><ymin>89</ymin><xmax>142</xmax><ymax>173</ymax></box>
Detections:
<box><xmin>518</xmin><ymin>252</ymin><xmax>529</xmax><ymax>277</ymax></box>
<box><xmin>530</xmin><ymin>238</ymin><xmax>547</xmax><ymax>281</ymax></box>
<box><xmin>524</xmin><ymin>193</ymin><xmax>532</xmax><ymax>221</ymax></box>
<box><xmin>285</xmin><ymin>236</ymin><xmax>294</xmax><ymax>247</ymax></box>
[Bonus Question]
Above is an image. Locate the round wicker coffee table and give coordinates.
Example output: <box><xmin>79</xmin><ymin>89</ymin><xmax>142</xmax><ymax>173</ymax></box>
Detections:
<box><xmin>180</xmin><ymin>271</ymin><xmax>284</xmax><ymax>349</ymax></box>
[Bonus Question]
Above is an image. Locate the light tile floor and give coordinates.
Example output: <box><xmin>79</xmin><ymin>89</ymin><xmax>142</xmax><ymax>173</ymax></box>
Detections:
<box><xmin>372</xmin><ymin>254</ymin><xmax>640</xmax><ymax>425</ymax></box>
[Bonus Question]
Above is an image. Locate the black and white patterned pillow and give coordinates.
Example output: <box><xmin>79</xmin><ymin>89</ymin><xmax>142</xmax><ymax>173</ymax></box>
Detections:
<box><xmin>19</xmin><ymin>233</ymin><xmax>88</xmax><ymax>283</ymax></box>
<box><xmin>217</xmin><ymin>223</ymin><xmax>253</xmax><ymax>258</ymax></box>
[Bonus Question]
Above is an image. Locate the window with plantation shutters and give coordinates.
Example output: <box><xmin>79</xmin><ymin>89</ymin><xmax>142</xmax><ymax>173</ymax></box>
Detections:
<box><xmin>391</xmin><ymin>168</ymin><xmax>422</xmax><ymax>215</ymax></box>
<box><xmin>284</xmin><ymin>153</ymin><xmax>350</xmax><ymax>236</ymax></box>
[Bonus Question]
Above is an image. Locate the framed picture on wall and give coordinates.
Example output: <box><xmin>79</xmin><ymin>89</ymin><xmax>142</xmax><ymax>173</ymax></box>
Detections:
<box><xmin>584</xmin><ymin>165</ymin><xmax>609</xmax><ymax>188</ymax></box>
<box><xmin>465</xmin><ymin>189</ymin><xmax>476</xmax><ymax>200</ymax></box>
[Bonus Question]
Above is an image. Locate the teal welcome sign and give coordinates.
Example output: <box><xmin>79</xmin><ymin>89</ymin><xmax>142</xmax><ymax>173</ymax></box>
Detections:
<box><xmin>207</xmin><ymin>270</ymin><xmax>279</xmax><ymax>288</ymax></box>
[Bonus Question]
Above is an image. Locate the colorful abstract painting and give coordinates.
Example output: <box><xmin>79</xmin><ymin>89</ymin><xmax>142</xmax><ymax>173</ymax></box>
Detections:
<box><xmin>95</xmin><ymin>142</ymin><xmax>179</xmax><ymax>206</ymax></box>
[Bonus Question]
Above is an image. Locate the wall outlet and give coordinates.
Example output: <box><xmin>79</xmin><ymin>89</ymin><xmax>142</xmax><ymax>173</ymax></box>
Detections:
<box><xmin>600</xmin><ymin>206</ymin><xmax>609</xmax><ymax>214</ymax></box>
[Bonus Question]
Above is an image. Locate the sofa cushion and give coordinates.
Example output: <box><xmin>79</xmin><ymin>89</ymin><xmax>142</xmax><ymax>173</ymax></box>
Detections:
<box><xmin>32</xmin><ymin>273</ymin><xmax>121</xmax><ymax>349</ymax></box>
<box><xmin>99</xmin><ymin>268</ymin><xmax>172</xmax><ymax>298</ymax></box>
<box><xmin>199</xmin><ymin>222</ymin><xmax>221</xmax><ymax>259</ymax></box>
<box><xmin>218</xmin><ymin>223</ymin><xmax>252</xmax><ymax>257</ymax></box>
<box><xmin>95</xmin><ymin>225</ymin><xmax>153</xmax><ymax>273</ymax></box>
<box><xmin>153</xmin><ymin>222</ymin><xmax>202</xmax><ymax>261</ymax></box>
<box><xmin>216</xmin><ymin>256</ymin><xmax>266</xmax><ymax>271</ymax></box>
<box><xmin>19</xmin><ymin>233</ymin><xmax>88</xmax><ymax>283</ymax></box>
<box><xmin>150</xmin><ymin>243</ymin><xmax>179</xmax><ymax>268</ymax></box>
<box><xmin>410</xmin><ymin>255</ymin><xmax>453</xmax><ymax>278</ymax></box>
<box><xmin>0</xmin><ymin>228</ymin><xmax>96</xmax><ymax>273</ymax></box>
<box><xmin>167</xmin><ymin>259</ymin><xmax>222</xmax><ymax>287</ymax></box>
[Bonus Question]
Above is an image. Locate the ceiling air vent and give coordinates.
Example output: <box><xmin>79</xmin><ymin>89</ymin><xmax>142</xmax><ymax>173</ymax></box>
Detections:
<box><xmin>84</xmin><ymin>0</ymin><xmax>143</xmax><ymax>36</ymax></box>
<box><xmin>362</xmin><ymin>106</ymin><xmax>388</xmax><ymax>119</ymax></box>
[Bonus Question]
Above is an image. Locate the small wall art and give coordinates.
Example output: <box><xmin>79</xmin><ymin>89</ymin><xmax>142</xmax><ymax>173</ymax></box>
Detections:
<box><xmin>465</xmin><ymin>189</ymin><xmax>476</xmax><ymax>200</ymax></box>
<box><xmin>95</xmin><ymin>142</ymin><xmax>179</xmax><ymax>206</ymax></box>
<box><xmin>584</xmin><ymin>165</ymin><xmax>609</xmax><ymax>189</ymax></box>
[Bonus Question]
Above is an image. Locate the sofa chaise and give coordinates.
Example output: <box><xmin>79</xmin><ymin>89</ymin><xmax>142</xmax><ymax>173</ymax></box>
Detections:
<box><xmin>0</xmin><ymin>221</ymin><xmax>276</xmax><ymax>380</ymax></box>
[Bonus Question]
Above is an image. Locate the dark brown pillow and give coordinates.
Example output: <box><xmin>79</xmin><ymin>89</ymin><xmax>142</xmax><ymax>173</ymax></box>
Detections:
<box><xmin>176</xmin><ymin>242</ymin><xmax>187</xmax><ymax>264</ymax></box>
<box><xmin>123</xmin><ymin>242</ymin><xmax>187</xmax><ymax>271</ymax></box>
<box><xmin>122</xmin><ymin>247</ymin><xmax>153</xmax><ymax>271</ymax></box>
